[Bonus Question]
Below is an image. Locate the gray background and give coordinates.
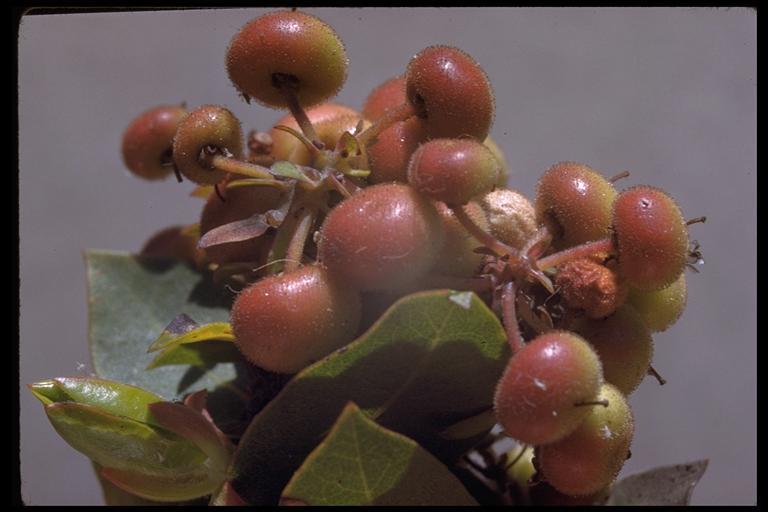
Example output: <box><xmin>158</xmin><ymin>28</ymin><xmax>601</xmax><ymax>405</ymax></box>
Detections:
<box><xmin>19</xmin><ymin>8</ymin><xmax>756</xmax><ymax>505</ymax></box>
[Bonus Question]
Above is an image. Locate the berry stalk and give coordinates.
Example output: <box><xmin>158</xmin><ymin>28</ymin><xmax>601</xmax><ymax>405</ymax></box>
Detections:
<box><xmin>535</xmin><ymin>237</ymin><xmax>615</xmax><ymax>271</ymax></box>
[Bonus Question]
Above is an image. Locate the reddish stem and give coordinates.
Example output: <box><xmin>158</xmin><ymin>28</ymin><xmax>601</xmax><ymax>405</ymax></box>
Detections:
<box><xmin>502</xmin><ymin>282</ymin><xmax>524</xmax><ymax>355</ymax></box>
<box><xmin>535</xmin><ymin>237</ymin><xmax>615</xmax><ymax>271</ymax></box>
<box><xmin>280</xmin><ymin>85</ymin><xmax>321</xmax><ymax>147</ymax></box>
<box><xmin>451</xmin><ymin>205</ymin><xmax>522</xmax><ymax>261</ymax></box>
<box><xmin>283</xmin><ymin>207</ymin><xmax>316</xmax><ymax>273</ymax></box>
<box><xmin>357</xmin><ymin>101</ymin><xmax>417</xmax><ymax>148</ymax></box>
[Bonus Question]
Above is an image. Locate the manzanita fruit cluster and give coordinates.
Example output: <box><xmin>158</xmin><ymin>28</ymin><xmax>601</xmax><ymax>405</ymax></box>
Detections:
<box><xmin>29</xmin><ymin>9</ymin><xmax>709</xmax><ymax>506</ymax></box>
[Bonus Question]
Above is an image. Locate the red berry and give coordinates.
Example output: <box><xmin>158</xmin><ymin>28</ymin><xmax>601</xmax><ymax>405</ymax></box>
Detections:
<box><xmin>612</xmin><ymin>186</ymin><xmax>688</xmax><ymax>291</ymax></box>
<box><xmin>432</xmin><ymin>201</ymin><xmax>489</xmax><ymax>277</ymax></box>
<box><xmin>317</xmin><ymin>183</ymin><xmax>445</xmax><ymax>292</ymax></box>
<box><xmin>535</xmin><ymin>162</ymin><xmax>617</xmax><ymax>249</ymax></box>
<box><xmin>226</xmin><ymin>11</ymin><xmax>348</xmax><ymax>109</ymax></box>
<box><xmin>539</xmin><ymin>383</ymin><xmax>634</xmax><ymax>496</ymax></box>
<box><xmin>172</xmin><ymin>105</ymin><xmax>244</xmax><ymax>185</ymax></box>
<box><xmin>367</xmin><ymin>117</ymin><xmax>428</xmax><ymax>184</ymax></box>
<box><xmin>408</xmin><ymin>138</ymin><xmax>501</xmax><ymax>205</ymax></box>
<box><xmin>362</xmin><ymin>75</ymin><xmax>406</xmax><ymax>122</ymax></box>
<box><xmin>230</xmin><ymin>264</ymin><xmax>362</xmax><ymax>374</ymax></box>
<box><xmin>406</xmin><ymin>45</ymin><xmax>495</xmax><ymax>140</ymax></box>
<box><xmin>121</xmin><ymin>104</ymin><xmax>187</xmax><ymax>180</ymax></box>
<box><xmin>494</xmin><ymin>331</ymin><xmax>603</xmax><ymax>446</ymax></box>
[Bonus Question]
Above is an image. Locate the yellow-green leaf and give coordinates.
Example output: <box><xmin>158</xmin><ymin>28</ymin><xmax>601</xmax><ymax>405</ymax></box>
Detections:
<box><xmin>281</xmin><ymin>403</ymin><xmax>477</xmax><ymax>506</ymax></box>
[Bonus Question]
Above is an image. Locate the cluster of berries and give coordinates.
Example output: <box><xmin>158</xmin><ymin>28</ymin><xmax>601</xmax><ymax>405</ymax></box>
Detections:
<box><xmin>121</xmin><ymin>9</ymin><xmax>700</xmax><ymax>500</ymax></box>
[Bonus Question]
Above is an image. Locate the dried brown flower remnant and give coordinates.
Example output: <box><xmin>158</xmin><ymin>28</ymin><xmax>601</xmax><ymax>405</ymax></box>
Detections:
<box><xmin>555</xmin><ymin>258</ymin><xmax>628</xmax><ymax>319</ymax></box>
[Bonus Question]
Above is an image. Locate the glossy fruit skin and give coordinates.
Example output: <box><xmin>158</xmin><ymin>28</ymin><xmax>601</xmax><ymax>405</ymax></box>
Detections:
<box><xmin>270</xmin><ymin>103</ymin><xmax>361</xmax><ymax>165</ymax></box>
<box><xmin>230</xmin><ymin>264</ymin><xmax>362</xmax><ymax>374</ymax></box>
<box><xmin>408</xmin><ymin>138</ymin><xmax>501</xmax><ymax>206</ymax></box>
<box><xmin>368</xmin><ymin>117</ymin><xmax>428</xmax><ymax>184</ymax></box>
<box><xmin>539</xmin><ymin>383</ymin><xmax>634</xmax><ymax>496</ymax></box>
<box><xmin>628</xmin><ymin>273</ymin><xmax>687</xmax><ymax>332</ymax></box>
<box><xmin>121</xmin><ymin>104</ymin><xmax>187</xmax><ymax>180</ymax></box>
<box><xmin>432</xmin><ymin>201</ymin><xmax>489</xmax><ymax>277</ymax></box>
<box><xmin>494</xmin><ymin>331</ymin><xmax>603</xmax><ymax>446</ymax></box>
<box><xmin>226</xmin><ymin>11</ymin><xmax>348</xmax><ymax>109</ymax></box>
<box><xmin>406</xmin><ymin>45</ymin><xmax>495</xmax><ymax>140</ymax></box>
<box><xmin>572</xmin><ymin>306</ymin><xmax>653</xmax><ymax>395</ymax></box>
<box><xmin>362</xmin><ymin>75</ymin><xmax>406</xmax><ymax>122</ymax></box>
<box><xmin>172</xmin><ymin>105</ymin><xmax>244</xmax><ymax>185</ymax></box>
<box><xmin>535</xmin><ymin>162</ymin><xmax>617</xmax><ymax>249</ymax></box>
<box><xmin>317</xmin><ymin>183</ymin><xmax>445</xmax><ymax>292</ymax></box>
<box><xmin>199</xmin><ymin>183</ymin><xmax>284</xmax><ymax>265</ymax></box>
<box><xmin>555</xmin><ymin>257</ymin><xmax>628</xmax><ymax>319</ymax></box>
<box><xmin>612</xmin><ymin>186</ymin><xmax>689</xmax><ymax>291</ymax></box>
<box><xmin>478</xmin><ymin>188</ymin><xmax>538</xmax><ymax>250</ymax></box>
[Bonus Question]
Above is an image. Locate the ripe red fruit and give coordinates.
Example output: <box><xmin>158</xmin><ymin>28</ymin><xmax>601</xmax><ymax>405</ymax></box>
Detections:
<box><xmin>612</xmin><ymin>186</ymin><xmax>689</xmax><ymax>291</ymax></box>
<box><xmin>535</xmin><ymin>162</ymin><xmax>617</xmax><ymax>249</ymax></box>
<box><xmin>230</xmin><ymin>264</ymin><xmax>362</xmax><ymax>374</ymax></box>
<box><xmin>408</xmin><ymin>138</ymin><xmax>501</xmax><ymax>206</ymax></box>
<box><xmin>270</xmin><ymin>103</ymin><xmax>361</xmax><ymax>165</ymax></box>
<box><xmin>538</xmin><ymin>383</ymin><xmax>634</xmax><ymax>496</ymax></box>
<box><xmin>367</xmin><ymin>117</ymin><xmax>428</xmax><ymax>184</ymax></box>
<box><xmin>494</xmin><ymin>331</ymin><xmax>603</xmax><ymax>446</ymax></box>
<box><xmin>121</xmin><ymin>104</ymin><xmax>187</xmax><ymax>180</ymax></box>
<box><xmin>172</xmin><ymin>105</ymin><xmax>244</xmax><ymax>185</ymax></box>
<box><xmin>226</xmin><ymin>11</ymin><xmax>348</xmax><ymax>109</ymax></box>
<box><xmin>406</xmin><ymin>45</ymin><xmax>495</xmax><ymax>140</ymax></box>
<box><xmin>362</xmin><ymin>75</ymin><xmax>406</xmax><ymax>122</ymax></box>
<box><xmin>317</xmin><ymin>183</ymin><xmax>445</xmax><ymax>292</ymax></box>
<box><xmin>572</xmin><ymin>306</ymin><xmax>654</xmax><ymax>395</ymax></box>
<box><xmin>199</xmin><ymin>183</ymin><xmax>284</xmax><ymax>265</ymax></box>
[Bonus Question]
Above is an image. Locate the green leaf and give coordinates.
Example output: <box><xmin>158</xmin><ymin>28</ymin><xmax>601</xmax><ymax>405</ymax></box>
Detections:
<box><xmin>270</xmin><ymin>160</ymin><xmax>306</xmax><ymax>181</ymax></box>
<box><xmin>147</xmin><ymin>341</ymin><xmax>242</xmax><ymax>370</ymax></box>
<box><xmin>99</xmin><ymin>464</ymin><xmax>225</xmax><ymax>503</ymax></box>
<box><xmin>93</xmin><ymin>462</ymin><xmax>169</xmax><ymax>506</ymax></box>
<box><xmin>606</xmin><ymin>460</ymin><xmax>709</xmax><ymax>505</ymax></box>
<box><xmin>147</xmin><ymin>316</ymin><xmax>233</xmax><ymax>353</ymax></box>
<box><xmin>281</xmin><ymin>402</ymin><xmax>477</xmax><ymax>506</ymax></box>
<box><xmin>85</xmin><ymin>250</ymin><xmax>242</xmax><ymax>400</ymax></box>
<box><xmin>231</xmin><ymin>290</ymin><xmax>509</xmax><ymax>505</ymax></box>
<box><xmin>28</xmin><ymin>377</ymin><xmax>163</xmax><ymax>425</ymax></box>
<box><xmin>44</xmin><ymin>402</ymin><xmax>208</xmax><ymax>474</ymax></box>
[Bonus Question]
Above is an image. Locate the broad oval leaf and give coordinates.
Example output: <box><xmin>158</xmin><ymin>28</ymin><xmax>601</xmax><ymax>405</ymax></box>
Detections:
<box><xmin>147</xmin><ymin>341</ymin><xmax>242</xmax><ymax>370</ymax></box>
<box><xmin>93</xmin><ymin>462</ymin><xmax>210</xmax><ymax>506</ymax></box>
<box><xmin>606</xmin><ymin>459</ymin><xmax>709</xmax><ymax>505</ymax></box>
<box><xmin>99</xmin><ymin>464</ymin><xmax>225</xmax><ymax>503</ymax></box>
<box><xmin>148</xmin><ymin>316</ymin><xmax>233</xmax><ymax>353</ymax></box>
<box><xmin>281</xmin><ymin>402</ymin><xmax>477</xmax><ymax>506</ymax></box>
<box><xmin>43</xmin><ymin>402</ymin><xmax>207</xmax><ymax>474</ymax></box>
<box><xmin>85</xmin><ymin>250</ymin><xmax>241</xmax><ymax>400</ymax></box>
<box><xmin>29</xmin><ymin>376</ymin><xmax>163</xmax><ymax>425</ymax></box>
<box><xmin>231</xmin><ymin>290</ymin><xmax>509</xmax><ymax>504</ymax></box>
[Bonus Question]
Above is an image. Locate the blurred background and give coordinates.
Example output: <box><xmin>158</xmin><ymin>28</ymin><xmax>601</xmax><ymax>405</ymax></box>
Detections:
<box><xmin>18</xmin><ymin>7</ymin><xmax>755</xmax><ymax>505</ymax></box>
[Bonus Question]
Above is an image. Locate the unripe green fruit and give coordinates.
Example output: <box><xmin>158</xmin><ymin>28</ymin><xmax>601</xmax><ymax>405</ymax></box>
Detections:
<box><xmin>406</xmin><ymin>45</ymin><xmax>495</xmax><ymax>140</ymax></box>
<box><xmin>505</xmin><ymin>445</ymin><xmax>536</xmax><ymax>489</ymax></box>
<box><xmin>172</xmin><ymin>105</ymin><xmax>243</xmax><ymax>185</ymax></box>
<box><xmin>199</xmin><ymin>183</ymin><xmax>284</xmax><ymax>265</ymax></box>
<box><xmin>362</xmin><ymin>75</ymin><xmax>406</xmax><ymax>122</ymax></box>
<box><xmin>535</xmin><ymin>162</ymin><xmax>617</xmax><ymax>249</ymax></box>
<box><xmin>230</xmin><ymin>264</ymin><xmax>362</xmax><ymax>374</ymax></box>
<box><xmin>494</xmin><ymin>331</ymin><xmax>603</xmax><ymax>446</ymax></box>
<box><xmin>317</xmin><ymin>183</ymin><xmax>445</xmax><ymax>292</ymax></box>
<box><xmin>477</xmin><ymin>188</ymin><xmax>538</xmax><ymax>250</ymax></box>
<box><xmin>482</xmin><ymin>136</ymin><xmax>509</xmax><ymax>187</ymax></box>
<box><xmin>628</xmin><ymin>273</ymin><xmax>687</xmax><ymax>332</ymax></box>
<box><xmin>432</xmin><ymin>201</ymin><xmax>489</xmax><ymax>277</ymax></box>
<box><xmin>613</xmin><ymin>186</ymin><xmax>688</xmax><ymax>291</ymax></box>
<box><xmin>408</xmin><ymin>138</ymin><xmax>501</xmax><ymax>205</ymax></box>
<box><xmin>226</xmin><ymin>11</ymin><xmax>348</xmax><ymax>109</ymax></box>
<box><xmin>539</xmin><ymin>383</ymin><xmax>634</xmax><ymax>496</ymax></box>
<box><xmin>269</xmin><ymin>103</ymin><xmax>361</xmax><ymax>165</ymax></box>
<box><xmin>572</xmin><ymin>306</ymin><xmax>654</xmax><ymax>395</ymax></box>
<box><xmin>121</xmin><ymin>104</ymin><xmax>187</xmax><ymax>180</ymax></box>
